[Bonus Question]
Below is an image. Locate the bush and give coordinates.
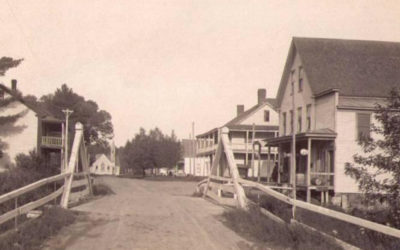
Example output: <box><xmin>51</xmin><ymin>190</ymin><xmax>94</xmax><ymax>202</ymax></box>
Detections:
<box><xmin>92</xmin><ymin>183</ymin><xmax>115</xmax><ymax>196</ymax></box>
<box><xmin>0</xmin><ymin>207</ymin><xmax>76</xmax><ymax>250</ymax></box>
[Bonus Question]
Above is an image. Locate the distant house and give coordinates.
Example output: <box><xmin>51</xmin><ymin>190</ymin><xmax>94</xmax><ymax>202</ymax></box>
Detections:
<box><xmin>0</xmin><ymin>80</ymin><xmax>64</xmax><ymax>170</ymax></box>
<box><xmin>90</xmin><ymin>141</ymin><xmax>120</xmax><ymax>175</ymax></box>
<box><xmin>266</xmin><ymin>37</ymin><xmax>400</xmax><ymax>204</ymax></box>
<box><xmin>196</xmin><ymin>89</ymin><xmax>279</xmax><ymax>179</ymax></box>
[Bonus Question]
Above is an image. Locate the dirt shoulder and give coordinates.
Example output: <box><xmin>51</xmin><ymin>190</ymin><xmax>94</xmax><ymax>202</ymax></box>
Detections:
<box><xmin>43</xmin><ymin>176</ymin><xmax>269</xmax><ymax>250</ymax></box>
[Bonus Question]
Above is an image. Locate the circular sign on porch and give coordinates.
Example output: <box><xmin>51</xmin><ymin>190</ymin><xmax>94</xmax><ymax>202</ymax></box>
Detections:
<box><xmin>300</xmin><ymin>149</ymin><xmax>309</xmax><ymax>155</ymax></box>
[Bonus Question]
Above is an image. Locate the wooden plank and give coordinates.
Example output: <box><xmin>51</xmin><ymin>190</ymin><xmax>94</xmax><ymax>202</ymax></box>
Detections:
<box><xmin>80</xmin><ymin>142</ymin><xmax>93</xmax><ymax>196</ymax></box>
<box><xmin>0</xmin><ymin>172</ymin><xmax>70</xmax><ymax>205</ymax></box>
<box><xmin>209</xmin><ymin>175</ymin><xmax>232</xmax><ymax>182</ymax></box>
<box><xmin>260</xmin><ymin>207</ymin><xmax>285</xmax><ymax>224</ymax></box>
<box><xmin>71</xmin><ymin>179</ymin><xmax>89</xmax><ymax>189</ymax></box>
<box><xmin>238</xmin><ymin>178</ymin><xmax>293</xmax><ymax>205</ymax></box>
<box><xmin>221</xmin><ymin>127</ymin><xmax>248</xmax><ymax>209</ymax></box>
<box><xmin>61</xmin><ymin>123</ymin><xmax>83</xmax><ymax>208</ymax></box>
<box><xmin>0</xmin><ymin>187</ymin><xmax>64</xmax><ymax>225</ymax></box>
<box><xmin>203</xmin><ymin>138</ymin><xmax>223</xmax><ymax>198</ymax></box>
<box><xmin>291</xmin><ymin>198</ymin><xmax>400</xmax><ymax>239</ymax></box>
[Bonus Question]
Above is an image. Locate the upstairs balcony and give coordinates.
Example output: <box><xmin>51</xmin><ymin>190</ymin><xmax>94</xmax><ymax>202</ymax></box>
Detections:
<box><xmin>41</xmin><ymin>136</ymin><xmax>63</xmax><ymax>148</ymax></box>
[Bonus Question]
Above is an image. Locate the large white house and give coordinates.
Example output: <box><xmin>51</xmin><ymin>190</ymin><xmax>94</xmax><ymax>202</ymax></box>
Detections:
<box><xmin>266</xmin><ymin>37</ymin><xmax>400</xmax><ymax>205</ymax></box>
<box><xmin>90</xmin><ymin>141</ymin><xmax>120</xmax><ymax>176</ymax></box>
<box><xmin>196</xmin><ymin>89</ymin><xmax>279</xmax><ymax>179</ymax></box>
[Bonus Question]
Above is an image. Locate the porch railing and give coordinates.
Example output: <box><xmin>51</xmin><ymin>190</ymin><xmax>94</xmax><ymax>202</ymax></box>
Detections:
<box><xmin>42</xmin><ymin>136</ymin><xmax>62</xmax><ymax>147</ymax></box>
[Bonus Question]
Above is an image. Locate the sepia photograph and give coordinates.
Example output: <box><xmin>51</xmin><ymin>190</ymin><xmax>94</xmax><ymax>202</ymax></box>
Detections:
<box><xmin>1</xmin><ymin>1</ymin><xmax>400</xmax><ymax>249</ymax></box>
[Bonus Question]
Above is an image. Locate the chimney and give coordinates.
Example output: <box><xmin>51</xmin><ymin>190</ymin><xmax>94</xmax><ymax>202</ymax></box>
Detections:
<box><xmin>258</xmin><ymin>89</ymin><xmax>267</xmax><ymax>105</ymax></box>
<box><xmin>237</xmin><ymin>105</ymin><xmax>245</xmax><ymax>116</ymax></box>
<box><xmin>11</xmin><ymin>79</ymin><xmax>17</xmax><ymax>92</ymax></box>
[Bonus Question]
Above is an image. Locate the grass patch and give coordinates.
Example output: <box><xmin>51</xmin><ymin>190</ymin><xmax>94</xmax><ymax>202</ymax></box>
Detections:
<box><xmin>222</xmin><ymin>205</ymin><xmax>344</xmax><ymax>250</ymax></box>
<box><xmin>0</xmin><ymin>207</ymin><xmax>76</xmax><ymax>250</ymax></box>
<box><xmin>92</xmin><ymin>183</ymin><xmax>115</xmax><ymax>196</ymax></box>
<box><xmin>248</xmin><ymin>192</ymin><xmax>400</xmax><ymax>250</ymax></box>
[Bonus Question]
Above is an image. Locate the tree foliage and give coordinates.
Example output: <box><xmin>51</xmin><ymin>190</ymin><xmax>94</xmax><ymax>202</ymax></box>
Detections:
<box><xmin>345</xmin><ymin>89</ymin><xmax>400</xmax><ymax>224</ymax></box>
<box><xmin>0</xmin><ymin>57</ymin><xmax>23</xmax><ymax>163</ymax></box>
<box><xmin>37</xmin><ymin>84</ymin><xmax>114</xmax><ymax>147</ymax></box>
<box><xmin>120</xmin><ymin>128</ymin><xmax>182</xmax><ymax>175</ymax></box>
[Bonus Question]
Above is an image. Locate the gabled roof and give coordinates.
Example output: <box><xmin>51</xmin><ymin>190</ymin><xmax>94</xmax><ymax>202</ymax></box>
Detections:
<box><xmin>223</xmin><ymin>98</ymin><xmax>277</xmax><ymax>127</ymax></box>
<box><xmin>276</xmin><ymin>37</ymin><xmax>400</xmax><ymax>108</ymax></box>
<box><xmin>0</xmin><ymin>83</ymin><xmax>63</xmax><ymax>122</ymax></box>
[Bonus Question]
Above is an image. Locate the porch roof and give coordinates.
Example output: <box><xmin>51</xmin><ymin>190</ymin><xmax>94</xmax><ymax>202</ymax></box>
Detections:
<box><xmin>264</xmin><ymin>128</ymin><xmax>337</xmax><ymax>146</ymax></box>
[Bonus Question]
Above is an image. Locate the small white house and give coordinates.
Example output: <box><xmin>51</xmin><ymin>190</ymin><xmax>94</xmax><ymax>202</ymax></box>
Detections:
<box><xmin>90</xmin><ymin>141</ymin><xmax>120</xmax><ymax>175</ymax></box>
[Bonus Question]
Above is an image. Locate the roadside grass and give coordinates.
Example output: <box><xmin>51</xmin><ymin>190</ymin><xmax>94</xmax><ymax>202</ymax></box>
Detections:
<box><xmin>222</xmin><ymin>205</ymin><xmax>344</xmax><ymax>250</ymax></box>
<box><xmin>0</xmin><ymin>207</ymin><xmax>76</xmax><ymax>250</ymax></box>
<box><xmin>249</xmin><ymin>193</ymin><xmax>400</xmax><ymax>250</ymax></box>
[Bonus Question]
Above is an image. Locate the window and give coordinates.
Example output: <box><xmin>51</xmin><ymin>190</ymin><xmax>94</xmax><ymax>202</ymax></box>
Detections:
<box><xmin>357</xmin><ymin>113</ymin><xmax>371</xmax><ymax>140</ymax></box>
<box><xmin>101</xmin><ymin>163</ymin><xmax>105</xmax><ymax>171</ymax></box>
<box><xmin>297</xmin><ymin>107</ymin><xmax>302</xmax><ymax>132</ymax></box>
<box><xmin>96</xmin><ymin>166</ymin><xmax>98</xmax><ymax>170</ymax></box>
<box><xmin>290</xmin><ymin>70</ymin><xmax>295</xmax><ymax>95</ymax></box>
<box><xmin>290</xmin><ymin>110</ymin><xmax>293</xmax><ymax>134</ymax></box>
<box><xmin>298</xmin><ymin>67</ymin><xmax>304</xmax><ymax>92</ymax></box>
<box><xmin>306</xmin><ymin>105</ymin><xmax>311</xmax><ymax>131</ymax></box>
<box><xmin>282</xmin><ymin>112</ymin><xmax>287</xmax><ymax>135</ymax></box>
<box><xmin>264</xmin><ymin>110</ymin><xmax>270</xmax><ymax>122</ymax></box>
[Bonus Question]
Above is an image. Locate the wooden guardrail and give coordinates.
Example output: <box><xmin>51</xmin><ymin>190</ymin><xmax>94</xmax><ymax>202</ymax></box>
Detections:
<box><xmin>199</xmin><ymin>126</ymin><xmax>400</xmax><ymax>241</ymax></box>
<box><xmin>0</xmin><ymin>123</ymin><xmax>93</xmax><ymax>228</ymax></box>
<box><xmin>0</xmin><ymin>172</ymin><xmax>70</xmax><ymax>225</ymax></box>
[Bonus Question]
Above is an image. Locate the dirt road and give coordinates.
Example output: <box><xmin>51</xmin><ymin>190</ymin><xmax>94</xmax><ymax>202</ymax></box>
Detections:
<box><xmin>43</xmin><ymin>177</ymin><xmax>263</xmax><ymax>250</ymax></box>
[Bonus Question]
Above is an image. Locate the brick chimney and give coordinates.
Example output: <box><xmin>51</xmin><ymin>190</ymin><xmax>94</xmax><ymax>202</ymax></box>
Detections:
<box><xmin>11</xmin><ymin>79</ymin><xmax>17</xmax><ymax>92</ymax></box>
<box><xmin>258</xmin><ymin>89</ymin><xmax>267</xmax><ymax>105</ymax></box>
<box><xmin>237</xmin><ymin>105</ymin><xmax>245</xmax><ymax>116</ymax></box>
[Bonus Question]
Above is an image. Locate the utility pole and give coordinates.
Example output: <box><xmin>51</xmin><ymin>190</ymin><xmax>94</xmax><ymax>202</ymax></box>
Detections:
<box><xmin>189</xmin><ymin>133</ymin><xmax>192</xmax><ymax>175</ymax></box>
<box><xmin>62</xmin><ymin>109</ymin><xmax>73</xmax><ymax>171</ymax></box>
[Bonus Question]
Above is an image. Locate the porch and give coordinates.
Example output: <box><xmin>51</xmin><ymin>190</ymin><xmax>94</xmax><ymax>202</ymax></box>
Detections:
<box><xmin>265</xmin><ymin>129</ymin><xmax>337</xmax><ymax>203</ymax></box>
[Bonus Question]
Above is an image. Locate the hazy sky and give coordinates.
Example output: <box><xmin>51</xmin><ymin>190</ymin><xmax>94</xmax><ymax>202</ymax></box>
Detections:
<box><xmin>1</xmin><ymin>0</ymin><xmax>400</xmax><ymax>146</ymax></box>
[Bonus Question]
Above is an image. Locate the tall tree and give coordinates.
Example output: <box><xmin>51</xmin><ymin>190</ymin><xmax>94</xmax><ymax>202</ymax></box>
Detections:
<box><xmin>39</xmin><ymin>84</ymin><xmax>113</xmax><ymax>147</ymax></box>
<box><xmin>345</xmin><ymin>88</ymin><xmax>400</xmax><ymax>226</ymax></box>
<box><xmin>120</xmin><ymin>128</ymin><xmax>182</xmax><ymax>175</ymax></box>
<box><xmin>0</xmin><ymin>57</ymin><xmax>23</xmax><ymax>164</ymax></box>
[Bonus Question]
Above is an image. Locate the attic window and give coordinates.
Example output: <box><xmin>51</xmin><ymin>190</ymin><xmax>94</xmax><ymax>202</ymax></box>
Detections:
<box><xmin>298</xmin><ymin>67</ymin><xmax>304</xmax><ymax>92</ymax></box>
<box><xmin>264</xmin><ymin>110</ymin><xmax>270</xmax><ymax>122</ymax></box>
<box><xmin>290</xmin><ymin>70</ymin><xmax>295</xmax><ymax>95</ymax></box>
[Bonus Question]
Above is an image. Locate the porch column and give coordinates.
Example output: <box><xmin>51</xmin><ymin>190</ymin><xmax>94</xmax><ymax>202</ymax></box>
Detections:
<box><xmin>306</xmin><ymin>138</ymin><xmax>312</xmax><ymax>203</ymax></box>
<box><xmin>245</xmin><ymin>131</ymin><xmax>249</xmax><ymax>165</ymax></box>
<box><xmin>278</xmin><ymin>144</ymin><xmax>281</xmax><ymax>184</ymax></box>
<box><xmin>267</xmin><ymin>145</ymin><xmax>271</xmax><ymax>182</ymax></box>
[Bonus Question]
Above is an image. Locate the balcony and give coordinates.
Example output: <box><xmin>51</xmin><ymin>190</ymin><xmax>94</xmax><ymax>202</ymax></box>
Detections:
<box><xmin>231</xmin><ymin>143</ymin><xmax>278</xmax><ymax>154</ymax></box>
<box><xmin>41</xmin><ymin>136</ymin><xmax>63</xmax><ymax>148</ymax></box>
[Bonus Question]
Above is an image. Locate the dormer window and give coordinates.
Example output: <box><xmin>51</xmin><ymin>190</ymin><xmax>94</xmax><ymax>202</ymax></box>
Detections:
<box><xmin>298</xmin><ymin>67</ymin><xmax>304</xmax><ymax>92</ymax></box>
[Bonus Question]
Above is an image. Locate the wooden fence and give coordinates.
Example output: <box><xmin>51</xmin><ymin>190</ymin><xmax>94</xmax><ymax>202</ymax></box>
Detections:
<box><xmin>199</xmin><ymin>127</ymin><xmax>400</xmax><ymax>241</ymax></box>
<box><xmin>0</xmin><ymin>122</ymin><xmax>92</xmax><ymax>227</ymax></box>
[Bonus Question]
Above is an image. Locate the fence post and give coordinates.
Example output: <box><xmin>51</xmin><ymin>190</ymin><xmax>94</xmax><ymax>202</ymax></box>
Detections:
<box><xmin>61</xmin><ymin>123</ymin><xmax>83</xmax><ymax>208</ymax></box>
<box><xmin>221</xmin><ymin>127</ymin><xmax>248</xmax><ymax>210</ymax></box>
<box><xmin>14</xmin><ymin>197</ymin><xmax>18</xmax><ymax>228</ymax></box>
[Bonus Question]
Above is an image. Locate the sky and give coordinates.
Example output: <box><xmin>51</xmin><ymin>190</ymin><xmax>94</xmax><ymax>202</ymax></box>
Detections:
<box><xmin>0</xmin><ymin>0</ymin><xmax>400</xmax><ymax>146</ymax></box>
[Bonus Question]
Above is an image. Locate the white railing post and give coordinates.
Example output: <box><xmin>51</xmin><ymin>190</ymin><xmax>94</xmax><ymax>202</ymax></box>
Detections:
<box><xmin>60</xmin><ymin>123</ymin><xmax>83</xmax><ymax>208</ymax></box>
<box><xmin>221</xmin><ymin>127</ymin><xmax>248</xmax><ymax>210</ymax></box>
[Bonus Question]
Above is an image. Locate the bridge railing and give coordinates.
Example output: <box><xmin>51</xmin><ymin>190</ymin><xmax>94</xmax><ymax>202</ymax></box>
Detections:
<box><xmin>0</xmin><ymin>122</ymin><xmax>92</xmax><ymax>227</ymax></box>
<box><xmin>199</xmin><ymin>126</ymin><xmax>400</xmax><ymax>241</ymax></box>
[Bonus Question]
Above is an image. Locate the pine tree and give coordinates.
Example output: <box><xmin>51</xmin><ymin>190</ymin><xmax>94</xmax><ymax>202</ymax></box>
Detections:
<box><xmin>0</xmin><ymin>57</ymin><xmax>23</xmax><ymax>164</ymax></box>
